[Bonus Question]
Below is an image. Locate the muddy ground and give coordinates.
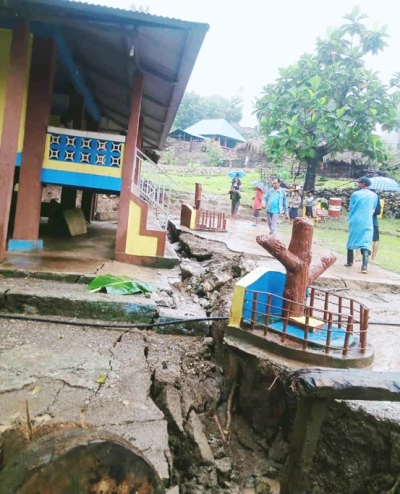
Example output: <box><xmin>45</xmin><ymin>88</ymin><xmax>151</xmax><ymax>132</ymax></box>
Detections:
<box><xmin>3</xmin><ymin>186</ymin><xmax>400</xmax><ymax>493</ymax></box>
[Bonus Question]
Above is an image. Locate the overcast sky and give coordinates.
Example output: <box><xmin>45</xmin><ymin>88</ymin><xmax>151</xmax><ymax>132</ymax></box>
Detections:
<box><xmin>85</xmin><ymin>0</ymin><xmax>400</xmax><ymax>126</ymax></box>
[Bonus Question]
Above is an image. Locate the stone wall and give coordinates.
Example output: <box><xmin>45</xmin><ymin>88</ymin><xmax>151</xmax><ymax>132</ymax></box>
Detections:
<box><xmin>315</xmin><ymin>188</ymin><xmax>400</xmax><ymax>219</ymax></box>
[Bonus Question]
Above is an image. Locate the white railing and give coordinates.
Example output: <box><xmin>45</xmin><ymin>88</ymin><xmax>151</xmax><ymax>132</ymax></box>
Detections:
<box><xmin>134</xmin><ymin>148</ymin><xmax>176</xmax><ymax>230</ymax></box>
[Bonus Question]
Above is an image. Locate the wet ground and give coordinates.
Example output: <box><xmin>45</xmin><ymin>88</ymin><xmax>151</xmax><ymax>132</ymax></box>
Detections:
<box><xmin>1</xmin><ymin>215</ymin><xmax>400</xmax><ymax>492</ymax></box>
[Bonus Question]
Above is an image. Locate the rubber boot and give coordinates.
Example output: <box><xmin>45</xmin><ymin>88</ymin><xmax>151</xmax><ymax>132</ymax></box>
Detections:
<box><xmin>361</xmin><ymin>249</ymin><xmax>370</xmax><ymax>274</ymax></box>
<box><xmin>345</xmin><ymin>249</ymin><xmax>354</xmax><ymax>267</ymax></box>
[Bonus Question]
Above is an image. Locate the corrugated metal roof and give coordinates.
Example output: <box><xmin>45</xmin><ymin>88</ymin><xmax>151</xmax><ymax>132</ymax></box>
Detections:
<box><xmin>184</xmin><ymin>119</ymin><xmax>246</xmax><ymax>142</ymax></box>
<box><xmin>60</xmin><ymin>0</ymin><xmax>207</xmax><ymax>27</ymax></box>
<box><xmin>4</xmin><ymin>0</ymin><xmax>209</xmax><ymax>150</ymax></box>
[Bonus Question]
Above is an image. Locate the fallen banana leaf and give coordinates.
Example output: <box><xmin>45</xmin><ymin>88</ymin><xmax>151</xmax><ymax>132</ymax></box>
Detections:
<box><xmin>87</xmin><ymin>274</ymin><xmax>159</xmax><ymax>295</ymax></box>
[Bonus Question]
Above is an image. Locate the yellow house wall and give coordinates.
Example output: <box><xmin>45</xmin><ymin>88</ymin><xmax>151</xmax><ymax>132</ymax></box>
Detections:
<box><xmin>126</xmin><ymin>200</ymin><xmax>158</xmax><ymax>257</ymax></box>
<box><xmin>0</xmin><ymin>28</ymin><xmax>32</xmax><ymax>152</ymax></box>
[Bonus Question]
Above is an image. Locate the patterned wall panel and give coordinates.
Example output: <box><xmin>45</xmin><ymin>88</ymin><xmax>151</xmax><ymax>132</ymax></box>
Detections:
<box><xmin>47</xmin><ymin>128</ymin><xmax>125</xmax><ymax>168</ymax></box>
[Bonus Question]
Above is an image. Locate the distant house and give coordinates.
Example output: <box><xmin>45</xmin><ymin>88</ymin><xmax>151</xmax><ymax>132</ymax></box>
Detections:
<box><xmin>322</xmin><ymin>152</ymin><xmax>369</xmax><ymax>179</ymax></box>
<box><xmin>168</xmin><ymin>128</ymin><xmax>205</xmax><ymax>142</ymax></box>
<box><xmin>178</xmin><ymin>119</ymin><xmax>246</xmax><ymax>149</ymax></box>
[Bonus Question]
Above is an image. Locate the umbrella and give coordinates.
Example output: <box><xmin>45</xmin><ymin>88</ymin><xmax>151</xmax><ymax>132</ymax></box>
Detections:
<box><xmin>369</xmin><ymin>177</ymin><xmax>400</xmax><ymax>192</ymax></box>
<box><xmin>228</xmin><ymin>170</ymin><xmax>246</xmax><ymax>179</ymax></box>
<box><xmin>250</xmin><ymin>180</ymin><xmax>268</xmax><ymax>192</ymax></box>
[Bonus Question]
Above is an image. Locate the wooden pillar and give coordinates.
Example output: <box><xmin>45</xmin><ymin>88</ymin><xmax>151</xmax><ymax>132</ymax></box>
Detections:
<box><xmin>60</xmin><ymin>188</ymin><xmax>77</xmax><ymax>210</ymax></box>
<box><xmin>83</xmin><ymin>113</ymin><xmax>100</xmax><ymax>221</ymax></box>
<box><xmin>280</xmin><ymin>398</ymin><xmax>328</xmax><ymax>494</ymax></box>
<box><xmin>133</xmin><ymin>116</ymin><xmax>144</xmax><ymax>185</ymax></box>
<box><xmin>69</xmin><ymin>90</ymin><xmax>85</xmax><ymax>130</ymax></box>
<box><xmin>81</xmin><ymin>190</ymin><xmax>97</xmax><ymax>223</ymax></box>
<box><xmin>0</xmin><ymin>19</ymin><xmax>30</xmax><ymax>261</ymax></box>
<box><xmin>115</xmin><ymin>72</ymin><xmax>143</xmax><ymax>257</ymax></box>
<box><xmin>10</xmin><ymin>36</ymin><xmax>56</xmax><ymax>252</ymax></box>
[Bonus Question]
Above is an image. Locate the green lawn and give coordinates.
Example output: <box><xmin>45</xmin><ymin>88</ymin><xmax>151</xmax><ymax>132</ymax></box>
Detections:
<box><xmin>169</xmin><ymin>171</ymin><xmax>261</xmax><ymax>206</ymax></box>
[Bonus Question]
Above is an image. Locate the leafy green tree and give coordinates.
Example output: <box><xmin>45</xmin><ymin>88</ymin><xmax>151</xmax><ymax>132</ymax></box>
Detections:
<box><xmin>173</xmin><ymin>91</ymin><xmax>243</xmax><ymax>129</ymax></box>
<box><xmin>255</xmin><ymin>6</ymin><xmax>400</xmax><ymax>190</ymax></box>
<box><xmin>204</xmin><ymin>140</ymin><xmax>224</xmax><ymax>167</ymax></box>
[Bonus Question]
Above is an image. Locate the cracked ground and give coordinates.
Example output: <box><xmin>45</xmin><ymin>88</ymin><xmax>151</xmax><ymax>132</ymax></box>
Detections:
<box><xmin>0</xmin><ymin>318</ymin><xmax>179</xmax><ymax>481</ymax></box>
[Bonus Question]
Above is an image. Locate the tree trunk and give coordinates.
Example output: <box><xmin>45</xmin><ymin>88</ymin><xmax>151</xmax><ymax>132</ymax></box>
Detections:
<box><xmin>304</xmin><ymin>146</ymin><xmax>328</xmax><ymax>191</ymax></box>
<box><xmin>304</xmin><ymin>155</ymin><xmax>319</xmax><ymax>191</ymax></box>
<box><xmin>256</xmin><ymin>218</ymin><xmax>336</xmax><ymax>317</ymax></box>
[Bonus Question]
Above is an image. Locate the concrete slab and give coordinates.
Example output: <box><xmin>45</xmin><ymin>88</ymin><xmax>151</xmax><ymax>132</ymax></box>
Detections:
<box><xmin>0</xmin><ymin>319</ymin><xmax>171</xmax><ymax>481</ymax></box>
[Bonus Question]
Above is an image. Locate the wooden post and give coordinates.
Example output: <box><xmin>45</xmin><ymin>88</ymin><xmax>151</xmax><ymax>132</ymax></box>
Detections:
<box><xmin>12</xmin><ymin>36</ymin><xmax>57</xmax><ymax>248</ymax></box>
<box><xmin>115</xmin><ymin>72</ymin><xmax>143</xmax><ymax>258</ymax></box>
<box><xmin>194</xmin><ymin>183</ymin><xmax>202</xmax><ymax>210</ymax></box>
<box><xmin>256</xmin><ymin>218</ymin><xmax>336</xmax><ymax>317</ymax></box>
<box><xmin>0</xmin><ymin>19</ymin><xmax>30</xmax><ymax>260</ymax></box>
<box><xmin>280</xmin><ymin>397</ymin><xmax>328</xmax><ymax>494</ymax></box>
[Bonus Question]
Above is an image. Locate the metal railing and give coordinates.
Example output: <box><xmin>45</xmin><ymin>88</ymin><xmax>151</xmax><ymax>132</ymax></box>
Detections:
<box><xmin>243</xmin><ymin>286</ymin><xmax>369</xmax><ymax>357</ymax></box>
<box><xmin>134</xmin><ymin>148</ymin><xmax>176</xmax><ymax>230</ymax></box>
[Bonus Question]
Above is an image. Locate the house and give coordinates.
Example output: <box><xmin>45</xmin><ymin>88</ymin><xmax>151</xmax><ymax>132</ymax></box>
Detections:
<box><xmin>0</xmin><ymin>0</ymin><xmax>208</xmax><ymax>267</ymax></box>
<box><xmin>181</xmin><ymin>118</ymin><xmax>246</xmax><ymax>149</ymax></box>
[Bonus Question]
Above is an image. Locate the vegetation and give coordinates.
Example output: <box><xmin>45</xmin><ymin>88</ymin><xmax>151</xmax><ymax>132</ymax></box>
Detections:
<box><xmin>173</xmin><ymin>91</ymin><xmax>244</xmax><ymax>129</ymax></box>
<box><xmin>255</xmin><ymin>6</ymin><xmax>400</xmax><ymax>191</ymax></box>
<box><xmin>203</xmin><ymin>141</ymin><xmax>225</xmax><ymax>167</ymax></box>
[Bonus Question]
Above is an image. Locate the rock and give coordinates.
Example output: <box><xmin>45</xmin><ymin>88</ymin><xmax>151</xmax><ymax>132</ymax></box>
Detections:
<box><xmin>171</xmin><ymin>242</ymin><xmax>181</xmax><ymax>252</ymax></box>
<box><xmin>201</xmin><ymin>270</ymin><xmax>232</xmax><ymax>294</ymax></box>
<box><xmin>202</xmin><ymin>337</ymin><xmax>214</xmax><ymax>347</ymax></box>
<box><xmin>185</xmin><ymin>410</ymin><xmax>215</xmax><ymax>465</ymax></box>
<box><xmin>255</xmin><ymin>476</ymin><xmax>272</xmax><ymax>493</ymax></box>
<box><xmin>166</xmin><ymin>487</ymin><xmax>179</xmax><ymax>494</ymax></box>
<box><xmin>180</xmin><ymin>261</ymin><xmax>205</xmax><ymax>280</ymax></box>
<box><xmin>262</xmin><ymin>460</ymin><xmax>281</xmax><ymax>479</ymax></box>
<box><xmin>215</xmin><ymin>457</ymin><xmax>232</xmax><ymax>478</ymax></box>
<box><xmin>268</xmin><ymin>431</ymin><xmax>289</xmax><ymax>463</ymax></box>
<box><xmin>162</xmin><ymin>385</ymin><xmax>184</xmax><ymax>433</ymax></box>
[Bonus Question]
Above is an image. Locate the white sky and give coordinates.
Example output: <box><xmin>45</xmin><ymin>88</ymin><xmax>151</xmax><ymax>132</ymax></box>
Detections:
<box><xmin>85</xmin><ymin>0</ymin><xmax>400</xmax><ymax>126</ymax></box>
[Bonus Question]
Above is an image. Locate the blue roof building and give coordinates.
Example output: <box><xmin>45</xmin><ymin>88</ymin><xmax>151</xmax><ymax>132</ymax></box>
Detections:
<box><xmin>183</xmin><ymin>119</ymin><xmax>246</xmax><ymax>148</ymax></box>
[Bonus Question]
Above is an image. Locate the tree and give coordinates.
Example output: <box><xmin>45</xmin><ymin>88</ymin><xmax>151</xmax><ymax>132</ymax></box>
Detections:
<box><xmin>173</xmin><ymin>91</ymin><xmax>243</xmax><ymax>129</ymax></box>
<box><xmin>255</xmin><ymin>6</ymin><xmax>400</xmax><ymax>191</ymax></box>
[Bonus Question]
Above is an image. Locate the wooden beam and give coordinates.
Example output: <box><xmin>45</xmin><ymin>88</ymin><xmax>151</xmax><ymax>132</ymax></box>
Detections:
<box><xmin>142</xmin><ymin>93</ymin><xmax>169</xmax><ymax>109</ymax></box>
<box><xmin>141</xmin><ymin>111</ymin><xmax>166</xmax><ymax>124</ymax></box>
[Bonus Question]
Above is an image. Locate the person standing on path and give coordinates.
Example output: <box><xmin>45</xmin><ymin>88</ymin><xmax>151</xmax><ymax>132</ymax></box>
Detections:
<box><xmin>263</xmin><ymin>178</ymin><xmax>289</xmax><ymax>236</ymax></box>
<box><xmin>289</xmin><ymin>189</ymin><xmax>301</xmax><ymax>220</ymax></box>
<box><xmin>228</xmin><ymin>186</ymin><xmax>241</xmax><ymax>219</ymax></box>
<box><xmin>305</xmin><ymin>191</ymin><xmax>315</xmax><ymax>218</ymax></box>
<box><xmin>345</xmin><ymin>177</ymin><xmax>379</xmax><ymax>274</ymax></box>
<box><xmin>252</xmin><ymin>186</ymin><xmax>264</xmax><ymax>226</ymax></box>
<box><xmin>355</xmin><ymin>190</ymin><xmax>381</xmax><ymax>264</ymax></box>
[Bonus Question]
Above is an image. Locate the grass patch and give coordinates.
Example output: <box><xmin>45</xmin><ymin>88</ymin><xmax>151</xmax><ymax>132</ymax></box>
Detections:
<box><xmin>306</xmin><ymin>216</ymin><xmax>400</xmax><ymax>274</ymax></box>
<box><xmin>169</xmin><ymin>171</ymin><xmax>261</xmax><ymax>206</ymax></box>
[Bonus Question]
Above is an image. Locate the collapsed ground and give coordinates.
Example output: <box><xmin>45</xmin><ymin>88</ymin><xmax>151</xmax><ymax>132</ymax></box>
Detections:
<box><xmin>2</xmin><ymin>223</ymin><xmax>400</xmax><ymax>493</ymax></box>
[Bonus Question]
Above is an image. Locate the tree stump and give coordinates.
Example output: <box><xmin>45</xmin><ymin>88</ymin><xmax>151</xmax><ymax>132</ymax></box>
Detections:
<box><xmin>256</xmin><ymin>217</ymin><xmax>336</xmax><ymax>317</ymax></box>
<box><xmin>0</xmin><ymin>424</ymin><xmax>165</xmax><ymax>493</ymax></box>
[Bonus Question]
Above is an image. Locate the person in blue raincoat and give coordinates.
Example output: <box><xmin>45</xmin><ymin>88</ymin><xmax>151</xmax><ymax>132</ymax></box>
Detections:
<box><xmin>345</xmin><ymin>177</ymin><xmax>379</xmax><ymax>274</ymax></box>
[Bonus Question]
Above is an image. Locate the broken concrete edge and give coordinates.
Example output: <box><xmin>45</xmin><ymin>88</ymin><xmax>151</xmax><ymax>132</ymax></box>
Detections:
<box><xmin>0</xmin><ymin>295</ymin><xmax>211</xmax><ymax>335</ymax></box>
<box><xmin>225</xmin><ymin>328</ymin><xmax>375</xmax><ymax>369</ymax></box>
